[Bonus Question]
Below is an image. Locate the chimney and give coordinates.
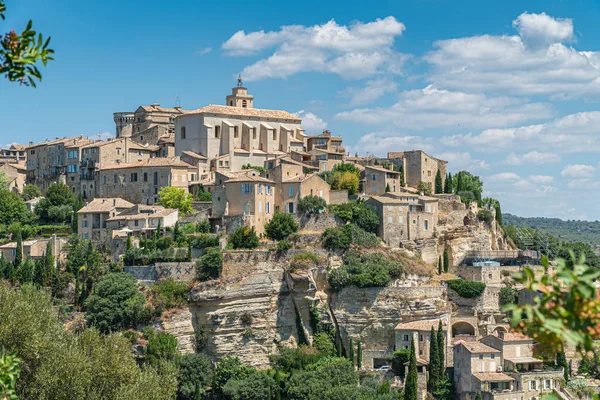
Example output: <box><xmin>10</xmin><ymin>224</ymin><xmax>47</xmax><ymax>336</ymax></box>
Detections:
<box><xmin>29</xmin><ymin>141</ymin><xmax>33</xmax><ymax>146</ymax></box>
<box><xmin>151</xmin><ymin>103</ymin><xmax>160</xmax><ymax>109</ymax></box>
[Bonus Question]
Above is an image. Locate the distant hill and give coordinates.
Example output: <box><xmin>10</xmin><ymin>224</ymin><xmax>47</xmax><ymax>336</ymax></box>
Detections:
<box><xmin>503</xmin><ymin>213</ymin><xmax>600</xmax><ymax>248</ymax></box>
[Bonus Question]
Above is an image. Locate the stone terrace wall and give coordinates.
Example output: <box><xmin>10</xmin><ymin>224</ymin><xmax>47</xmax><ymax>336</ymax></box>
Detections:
<box><xmin>125</xmin><ymin>262</ymin><xmax>196</xmax><ymax>283</ymax></box>
<box><xmin>329</xmin><ymin>190</ymin><xmax>349</xmax><ymax>205</ymax></box>
<box><xmin>295</xmin><ymin>213</ymin><xmax>344</xmax><ymax>232</ymax></box>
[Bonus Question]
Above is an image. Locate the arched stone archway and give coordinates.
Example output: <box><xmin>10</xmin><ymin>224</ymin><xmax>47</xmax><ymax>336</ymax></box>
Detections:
<box><xmin>452</xmin><ymin>321</ymin><xmax>476</xmax><ymax>337</ymax></box>
<box><xmin>493</xmin><ymin>326</ymin><xmax>507</xmax><ymax>334</ymax></box>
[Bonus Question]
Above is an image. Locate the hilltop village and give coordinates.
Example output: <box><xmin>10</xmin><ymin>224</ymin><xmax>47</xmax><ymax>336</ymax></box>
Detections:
<box><xmin>0</xmin><ymin>83</ymin><xmax>583</xmax><ymax>400</ymax></box>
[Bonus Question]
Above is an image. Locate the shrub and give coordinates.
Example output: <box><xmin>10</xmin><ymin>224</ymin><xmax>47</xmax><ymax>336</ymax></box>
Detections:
<box><xmin>264</xmin><ymin>212</ymin><xmax>298</xmax><ymax>241</ymax></box>
<box><xmin>322</xmin><ymin>226</ymin><xmax>351</xmax><ymax>250</ymax></box>
<box><xmin>391</xmin><ymin>349</ymin><xmax>410</xmax><ymax>376</ymax></box>
<box><xmin>499</xmin><ymin>287</ymin><xmax>518</xmax><ymax>306</ymax></box>
<box><xmin>290</xmin><ymin>252</ymin><xmax>322</xmax><ymax>271</ymax></box>
<box><xmin>328</xmin><ymin>251</ymin><xmax>403</xmax><ymax>291</ymax></box>
<box><xmin>329</xmin><ymin>201</ymin><xmax>379</xmax><ymax>233</ymax></box>
<box><xmin>229</xmin><ymin>226</ymin><xmax>259</xmax><ymax>249</ymax></box>
<box><xmin>446</xmin><ymin>279</ymin><xmax>486</xmax><ymax>298</ymax></box>
<box><xmin>151</xmin><ymin>279</ymin><xmax>189</xmax><ymax>310</ymax></box>
<box><xmin>276</xmin><ymin>239</ymin><xmax>292</xmax><ymax>252</ymax></box>
<box><xmin>348</xmin><ymin>224</ymin><xmax>379</xmax><ymax>248</ymax></box>
<box><xmin>196</xmin><ymin>247</ymin><xmax>223</xmax><ymax>280</ymax></box>
<box><xmin>298</xmin><ymin>195</ymin><xmax>327</xmax><ymax>214</ymax></box>
<box><xmin>477</xmin><ymin>209</ymin><xmax>494</xmax><ymax>224</ymax></box>
<box><xmin>313</xmin><ymin>332</ymin><xmax>335</xmax><ymax>356</ymax></box>
<box><xmin>145</xmin><ymin>332</ymin><xmax>179</xmax><ymax>365</ymax></box>
<box><xmin>142</xmin><ymin>326</ymin><xmax>156</xmax><ymax>339</ymax></box>
<box><xmin>189</xmin><ymin>234</ymin><xmax>219</xmax><ymax>249</ymax></box>
<box><xmin>240</xmin><ymin>312</ymin><xmax>253</xmax><ymax>326</ymax></box>
<box><xmin>196</xmin><ymin>220</ymin><xmax>211</xmax><ymax>233</ymax></box>
<box><xmin>178</xmin><ymin>353</ymin><xmax>213</xmax><ymax>400</ymax></box>
<box><xmin>156</xmin><ymin>236</ymin><xmax>173</xmax><ymax>250</ymax></box>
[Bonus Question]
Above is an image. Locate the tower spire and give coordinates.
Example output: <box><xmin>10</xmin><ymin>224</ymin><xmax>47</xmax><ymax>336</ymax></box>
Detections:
<box><xmin>237</xmin><ymin>74</ymin><xmax>243</xmax><ymax>88</ymax></box>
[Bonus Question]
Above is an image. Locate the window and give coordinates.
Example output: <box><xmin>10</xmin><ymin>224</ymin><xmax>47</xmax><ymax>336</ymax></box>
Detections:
<box><xmin>373</xmin><ymin>185</ymin><xmax>377</xmax><ymax>193</ymax></box>
<box><xmin>116</xmin><ymin>148</ymin><xmax>121</xmax><ymax>155</ymax></box>
<box><xmin>288</xmin><ymin>186</ymin><xmax>294</xmax><ymax>197</ymax></box>
<box><xmin>419</xmin><ymin>335</ymin><xmax>423</xmax><ymax>341</ymax></box>
<box><xmin>252</xmin><ymin>128</ymin><xmax>256</xmax><ymax>140</ymax></box>
<box><xmin>258</xmin><ymin>184</ymin><xmax>263</xmax><ymax>194</ymax></box>
<box><xmin>140</xmin><ymin>135</ymin><xmax>144</xmax><ymax>141</ymax></box>
<box><xmin>424</xmin><ymin>220</ymin><xmax>429</xmax><ymax>230</ymax></box>
<box><xmin>143</xmin><ymin>172</ymin><xmax>148</xmax><ymax>182</ymax></box>
<box><xmin>151</xmin><ymin>219</ymin><xmax>156</xmax><ymax>226</ymax></box>
<box><xmin>114</xmin><ymin>174</ymin><xmax>118</xmax><ymax>184</ymax></box>
<box><xmin>242</xmin><ymin>100</ymin><xmax>247</xmax><ymax>108</ymax></box>
<box><xmin>479</xmin><ymin>354</ymin><xmax>484</xmax><ymax>359</ymax></box>
<box><xmin>371</xmin><ymin>174</ymin><xmax>377</xmax><ymax>181</ymax></box>
<box><xmin>103</xmin><ymin>176</ymin><xmax>107</xmax><ymax>184</ymax></box>
<box><xmin>215</xmin><ymin>126</ymin><xmax>221</xmax><ymax>138</ymax></box>
<box><xmin>241</xmin><ymin>183</ymin><xmax>252</xmax><ymax>194</ymax></box>
<box><xmin>490</xmin><ymin>354</ymin><xmax>495</xmax><ymax>359</ymax></box>
<box><xmin>399</xmin><ymin>216</ymin><xmax>403</xmax><ymax>224</ymax></box>
<box><xmin>387</xmin><ymin>217</ymin><xmax>392</xmax><ymax>223</ymax></box>
<box><xmin>154</xmin><ymin>172</ymin><xmax>158</xmax><ymax>185</ymax></box>
<box><xmin>134</xmin><ymin>220</ymin><xmax>139</xmax><ymax>227</ymax></box>
<box><xmin>273</xmin><ymin>130</ymin><xmax>276</xmax><ymax>140</ymax></box>
<box><xmin>403</xmin><ymin>335</ymin><xmax>409</xmax><ymax>341</ymax></box>
<box><xmin>82</xmin><ymin>220</ymin><xmax>88</xmax><ymax>228</ymax></box>
<box><xmin>545</xmin><ymin>380</ymin><xmax>552</xmax><ymax>390</ymax></box>
<box><xmin>529</xmin><ymin>380</ymin><xmax>537</xmax><ymax>390</ymax></box>
<box><xmin>234</xmin><ymin>126</ymin><xmax>239</xmax><ymax>138</ymax></box>
<box><xmin>258</xmin><ymin>201</ymin><xmax>262</xmax><ymax>213</ymax></box>
<box><xmin>266</xmin><ymin>202</ymin><xmax>271</xmax><ymax>214</ymax></box>
<box><xmin>267</xmin><ymin>185</ymin><xmax>272</xmax><ymax>195</ymax></box>
<box><xmin>181</xmin><ymin>126</ymin><xmax>186</xmax><ymax>139</ymax></box>
<box><xmin>131</xmin><ymin>173</ymin><xmax>138</xmax><ymax>182</ymax></box>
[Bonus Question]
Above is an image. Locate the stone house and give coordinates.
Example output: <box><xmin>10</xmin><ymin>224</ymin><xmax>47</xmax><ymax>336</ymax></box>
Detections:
<box><xmin>363</xmin><ymin>165</ymin><xmax>401</xmax><ymax>195</ymax></box>
<box><xmin>105</xmin><ymin>204</ymin><xmax>178</xmax><ymax>239</ymax></box>
<box><xmin>306</xmin><ymin>148</ymin><xmax>344</xmax><ymax>172</ymax></box>
<box><xmin>127</xmin><ymin>104</ymin><xmax>190</xmax><ymax>139</ymax></box>
<box><xmin>155</xmin><ymin>133</ymin><xmax>175</xmax><ymax>157</ymax></box>
<box><xmin>387</xmin><ymin>150</ymin><xmax>447</xmax><ymax>191</ymax></box>
<box><xmin>212</xmin><ymin>170</ymin><xmax>275</xmax><ymax>235</ymax></box>
<box><xmin>174</xmin><ymin>85</ymin><xmax>306</xmax><ymax>173</ymax></box>
<box><xmin>77</xmin><ymin>198</ymin><xmax>135</xmax><ymax>246</ymax></box>
<box><xmin>306</xmin><ymin>130</ymin><xmax>344</xmax><ymax>153</ymax></box>
<box><xmin>113</xmin><ymin>112</ymin><xmax>135</xmax><ymax>138</ymax></box>
<box><xmin>26</xmin><ymin>136</ymin><xmax>95</xmax><ymax>193</ymax></box>
<box><xmin>394</xmin><ymin>316</ymin><xmax>449</xmax><ymax>363</ymax></box>
<box><xmin>96</xmin><ymin>157</ymin><xmax>192</xmax><ymax>205</ymax></box>
<box><xmin>366</xmin><ymin>194</ymin><xmax>438</xmax><ymax>246</ymax></box>
<box><xmin>181</xmin><ymin>151</ymin><xmax>210</xmax><ymax>183</ymax></box>
<box><xmin>0</xmin><ymin>144</ymin><xmax>27</xmax><ymax>163</ymax></box>
<box><xmin>453</xmin><ymin>341</ymin><xmax>510</xmax><ymax>399</ymax></box>
<box><xmin>0</xmin><ymin>235</ymin><xmax>68</xmax><ymax>264</ymax></box>
<box><xmin>0</xmin><ymin>161</ymin><xmax>26</xmax><ymax>193</ymax></box>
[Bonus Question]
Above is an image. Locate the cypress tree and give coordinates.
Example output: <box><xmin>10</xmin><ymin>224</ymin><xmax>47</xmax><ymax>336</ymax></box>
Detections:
<box><xmin>274</xmin><ymin>369</ymin><xmax>282</xmax><ymax>400</ymax></box>
<box><xmin>18</xmin><ymin>258</ymin><xmax>34</xmax><ymax>284</ymax></box>
<box><xmin>0</xmin><ymin>256</ymin><xmax>5</xmax><ymax>278</ymax></box>
<box><xmin>126</xmin><ymin>234</ymin><xmax>133</xmax><ymax>250</ymax></box>
<box><xmin>14</xmin><ymin>230</ymin><xmax>22</xmax><ymax>268</ymax></box>
<box><xmin>444</xmin><ymin>172</ymin><xmax>452</xmax><ymax>194</ymax></box>
<box><xmin>74</xmin><ymin>272</ymin><xmax>81</xmax><ymax>308</ymax></box>
<box><xmin>4</xmin><ymin>258</ymin><xmax>15</xmax><ymax>282</ymax></box>
<box><xmin>438</xmin><ymin>256</ymin><xmax>442</xmax><ymax>275</ymax></box>
<box><xmin>557</xmin><ymin>351</ymin><xmax>569</xmax><ymax>382</ymax></box>
<box><xmin>385</xmin><ymin>183</ymin><xmax>391</xmax><ymax>193</ymax></box>
<box><xmin>437</xmin><ymin>320</ymin><xmax>445</xmax><ymax>381</ymax></box>
<box><xmin>443</xmin><ymin>248</ymin><xmax>449</xmax><ymax>273</ymax></box>
<box><xmin>174</xmin><ymin>221</ymin><xmax>181</xmax><ymax>243</ymax></box>
<box><xmin>495</xmin><ymin>202</ymin><xmax>503</xmax><ymax>227</ymax></box>
<box><xmin>348</xmin><ymin>338</ymin><xmax>354</xmax><ymax>366</ymax></box>
<box><xmin>405</xmin><ymin>338</ymin><xmax>418</xmax><ymax>400</ymax></box>
<box><xmin>428</xmin><ymin>327</ymin><xmax>440</xmax><ymax>391</ymax></box>
<box><xmin>155</xmin><ymin>220</ymin><xmax>162</xmax><ymax>240</ymax></box>
<box><xmin>335</xmin><ymin>335</ymin><xmax>342</xmax><ymax>357</ymax></box>
<box><xmin>399</xmin><ymin>164</ymin><xmax>406</xmax><ymax>187</ymax></box>
<box><xmin>435</xmin><ymin>170</ymin><xmax>443</xmax><ymax>194</ymax></box>
<box><xmin>357</xmin><ymin>340</ymin><xmax>362</xmax><ymax>369</ymax></box>
<box><xmin>475</xmin><ymin>393</ymin><xmax>482</xmax><ymax>400</ymax></box>
<box><xmin>455</xmin><ymin>172</ymin><xmax>463</xmax><ymax>194</ymax></box>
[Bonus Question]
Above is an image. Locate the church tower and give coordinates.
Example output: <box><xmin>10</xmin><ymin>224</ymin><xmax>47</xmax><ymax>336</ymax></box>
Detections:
<box><xmin>226</xmin><ymin>75</ymin><xmax>254</xmax><ymax>108</ymax></box>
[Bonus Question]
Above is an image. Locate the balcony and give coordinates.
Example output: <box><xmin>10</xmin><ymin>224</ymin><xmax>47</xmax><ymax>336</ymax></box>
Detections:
<box><xmin>80</xmin><ymin>159</ymin><xmax>97</xmax><ymax>169</ymax></box>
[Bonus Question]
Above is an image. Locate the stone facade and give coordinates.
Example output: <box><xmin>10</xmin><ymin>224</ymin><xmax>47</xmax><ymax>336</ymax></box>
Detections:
<box><xmin>363</xmin><ymin>165</ymin><xmax>401</xmax><ymax>195</ymax></box>
<box><xmin>388</xmin><ymin>150</ymin><xmax>447</xmax><ymax>190</ymax></box>
<box><xmin>105</xmin><ymin>204</ymin><xmax>178</xmax><ymax>239</ymax></box>
<box><xmin>0</xmin><ymin>161</ymin><xmax>26</xmax><ymax>193</ymax></box>
<box><xmin>0</xmin><ymin>235</ymin><xmax>68</xmax><ymax>264</ymax></box>
<box><xmin>77</xmin><ymin>198</ymin><xmax>134</xmax><ymax>248</ymax></box>
<box><xmin>329</xmin><ymin>189</ymin><xmax>348</xmax><ymax>205</ymax></box>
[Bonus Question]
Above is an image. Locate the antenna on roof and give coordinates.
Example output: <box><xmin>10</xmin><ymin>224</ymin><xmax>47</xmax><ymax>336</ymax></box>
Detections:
<box><xmin>237</xmin><ymin>74</ymin><xmax>243</xmax><ymax>88</ymax></box>
<box><xmin>175</xmin><ymin>96</ymin><xmax>181</xmax><ymax>107</ymax></box>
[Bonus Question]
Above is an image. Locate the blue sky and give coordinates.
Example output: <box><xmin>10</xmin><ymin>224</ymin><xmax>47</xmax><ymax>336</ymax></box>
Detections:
<box><xmin>1</xmin><ymin>0</ymin><xmax>600</xmax><ymax>220</ymax></box>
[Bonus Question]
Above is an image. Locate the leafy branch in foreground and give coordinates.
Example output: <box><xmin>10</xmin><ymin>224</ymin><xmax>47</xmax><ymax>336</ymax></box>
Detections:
<box><xmin>0</xmin><ymin>347</ymin><xmax>20</xmax><ymax>400</ymax></box>
<box><xmin>0</xmin><ymin>0</ymin><xmax>54</xmax><ymax>87</ymax></box>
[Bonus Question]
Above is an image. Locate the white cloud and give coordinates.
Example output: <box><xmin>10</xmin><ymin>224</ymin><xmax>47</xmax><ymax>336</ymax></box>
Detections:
<box><xmin>352</xmin><ymin>131</ymin><xmax>436</xmax><ymax>157</ymax></box>
<box><xmin>503</xmin><ymin>151</ymin><xmax>561</xmax><ymax>165</ymax></box>
<box><xmin>339</xmin><ymin>78</ymin><xmax>398</xmax><ymax>106</ymax></box>
<box><xmin>196</xmin><ymin>47</ymin><xmax>212</xmax><ymax>56</ymax></box>
<box><xmin>487</xmin><ymin>172</ymin><xmax>521</xmax><ymax>182</ymax></box>
<box><xmin>221</xmin><ymin>17</ymin><xmax>407</xmax><ymax>80</ymax></box>
<box><xmin>336</xmin><ymin>85</ymin><xmax>553</xmax><ymax>130</ymax></box>
<box><xmin>436</xmin><ymin>151</ymin><xmax>488</xmax><ymax>172</ymax></box>
<box><xmin>294</xmin><ymin>110</ymin><xmax>327</xmax><ymax>133</ymax></box>
<box><xmin>561</xmin><ymin>164</ymin><xmax>595</xmax><ymax>178</ymax></box>
<box><xmin>529</xmin><ymin>175</ymin><xmax>554</xmax><ymax>184</ymax></box>
<box><xmin>512</xmin><ymin>12</ymin><xmax>574</xmax><ymax>48</ymax></box>
<box><xmin>424</xmin><ymin>13</ymin><xmax>600</xmax><ymax>98</ymax></box>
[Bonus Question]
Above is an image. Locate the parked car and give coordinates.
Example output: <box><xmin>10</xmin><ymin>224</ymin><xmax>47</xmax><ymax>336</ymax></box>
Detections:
<box><xmin>375</xmin><ymin>365</ymin><xmax>391</xmax><ymax>372</ymax></box>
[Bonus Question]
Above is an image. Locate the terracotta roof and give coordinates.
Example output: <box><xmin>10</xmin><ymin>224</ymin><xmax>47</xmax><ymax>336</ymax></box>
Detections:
<box><xmin>226</xmin><ymin>174</ymin><xmax>274</xmax><ymax>184</ymax></box>
<box><xmin>187</xmin><ymin>104</ymin><xmax>301</xmax><ymax>121</ymax></box>
<box><xmin>504</xmin><ymin>357</ymin><xmax>541</xmax><ymax>364</ymax></box>
<box><xmin>100</xmin><ymin>157</ymin><xmax>191</xmax><ymax>170</ymax></box>
<box><xmin>81</xmin><ymin>138</ymin><xmax>149</xmax><ymax>151</ymax></box>
<box><xmin>368</xmin><ymin>196</ymin><xmax>411</xmax><ymax>204</ymax></box>
<box><xmin>365</xmin><ymin>165</ymin><xmax>399</xmax><ymax>174</ymax></box>
<box><xmin>472</xmin><ymin>372</ymin><xmax>514</xmax><ymax>382</ymax></box>
<box><xmin>106</xmin><ymin>205</ymin><xmax>178</xmax><ymax>221</ymax></box>
<box><xmin>395</xmin><ymin>316</ymin><xmax>448</xmax><ymax>331</ymax></box>
<box><xmin>138</xmin><ymin>105</ymin><xmax>190</xmax><ymax>114</ymax></box>
<box><xmin>457</xmin><ymin>341</ymin><xmax>500</xmax><ymax>354</ymax></box>
<box><xmin>27</xmin><ymin>136</ymin><xmax>90</xmax><ymax>149</ymax></box>
<box><xmin>0</xmin><ymin>239</ymin><xmax>41</xmax><ymax>248</ymax></box>
<box><xmin>497</xmin><ymin>332</ymin><xmax>531</xmax><ymax>342</ymax></box>
<box><xmin>158</xmin><ymin>133</ymin><xmax>175</xmax><ymax>144</ymax></box>
<box><xmin>181</xmin><ymin>151</ymin><xmax>207</xmax><ymax>160</ymax></box>
<box><xmin>282</xmin><ymin>173</ymin><xmax>323</xmax><ymax>183</ymax></box>
<box><xmin>77</xmin><ymin>198</ymin><xmax>135</xmax><ymax>214</ymax></box>
<box><xmin>9</xmin><ymin>144</ymin><xmax>27</xmax><ymax>150</ymax></box>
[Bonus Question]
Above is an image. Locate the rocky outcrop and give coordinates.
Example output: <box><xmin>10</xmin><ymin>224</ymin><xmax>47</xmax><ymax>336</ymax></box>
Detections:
<box><xmin>160</xmin><ymin>308</ymin><xmax>196</xmax><ymax>354</ymax></box>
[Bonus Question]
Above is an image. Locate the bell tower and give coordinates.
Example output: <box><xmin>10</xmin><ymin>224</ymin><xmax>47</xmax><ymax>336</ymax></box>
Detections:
<box><xmin>226</xmin><ymin>74</ymin><xmax>254</xmax><ymax>108</ymax></box>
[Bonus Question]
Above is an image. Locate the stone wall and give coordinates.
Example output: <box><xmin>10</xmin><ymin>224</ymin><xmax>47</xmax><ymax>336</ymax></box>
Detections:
<box><xmin>329</xmin><ymin>190</ymin><xmax>348</xmax><ymax>205</ymax></box>
<box><xmin>125</xmin><ymin>262</ymin><xmax>195</xmax><ymax>283</ymax></box>
<box><xmin>437</xmin><ymin>195</ymin><xmax>466</xmax><ymax>215</ymax></box>
<box><xmin>295</xmin><ymin>213</ymin><xmax>344</xmax><ymax>233</ymax></box>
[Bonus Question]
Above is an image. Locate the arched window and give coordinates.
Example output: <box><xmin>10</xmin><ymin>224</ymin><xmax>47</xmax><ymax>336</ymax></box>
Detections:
<box><xmin>229</xmin><ymin>101</ymin><xmax>233</xmax><ymax>106</ymax></box>
<box><xmin>242</xmin><ymin>100</ymin><xmax>247</xmax><ymax>108</ymax></box>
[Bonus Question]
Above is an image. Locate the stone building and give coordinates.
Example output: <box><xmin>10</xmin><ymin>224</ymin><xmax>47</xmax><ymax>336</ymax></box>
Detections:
<box><xmin>366</xmin><ymin>194</ymin><xmax>438</xmax><ymax>246</ymax></box>
<box><xmin>394</xmin><ymin>316</ymin><xmax>449</xmax><ymax>363</ymax></box>
<box><xmin>96</xmin><ymin>157</ymin><xmax>192</xmax><ymax>205</ymax></box>
<box><xmin>388</xmin><ymin>150</ymin><xmax>447</xmax><ymax>190</ymax></box>
<box><xmin>0</xmin><ymin>144</ymin><xmax>27</xmax><ymax>163</ymax></box>
<box><xmin>113</xmin><ymin>112</ymin><xmax>135</xmax><ymax>138</ymax></box>
<box><xmin>77</xmin><ymin>137</ymin><xmax>152</xmax><ymax>200</ymax></box>
<box><xmin>77</xmin><ymin>198</ymin><xmax>135</xmax><ymax>246</ymax></box>
<box><xmin>105</xmin><ymin>204</ymin><xmax>178</xmax><ymax>239</ymax></box>
<box><xmin>363</xmin><ymin>165</ymin><xmax>401</xmax><ymax>195</ymax></box>
<box><xmin>26</xmin><ymin>136</ymin><xmax>95</xmax><ymax>193</ymax></box>
<box><xmin>0</xmin><ymin>161</ymin><xmax>26</xmax><ymax>193</ymax></box>
<box><xmin>175</xmin><ymin>85</ymin><xmax>306</xmax><ymax>173</ymax></box>
<box><xmin>0</xmin><ymin>235</ymin><xmax>68</xmax><ymax>264</ymax></box>
<box><xmin>128</xmin><ymin>104</ymin><xmax>189</xmax><ymax>138</ymax></box>
<box><xmin>305</xmin><ymin>130</ymin><xmax>344</xmax><ymax>153</ymax></box>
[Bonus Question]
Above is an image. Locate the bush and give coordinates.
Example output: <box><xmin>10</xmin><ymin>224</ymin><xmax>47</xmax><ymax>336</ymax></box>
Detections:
<box><xmin>322</xmin><ymin>226</ymin><xmax>351</xmax><ymax>250</ymax></box>
<box><xmin>229</xmin><ymin>226</ymin><xmax>259</xmax><ymax>249</ymax></box>
<box><xmin>446</xmin><ymin>279</ymin><xmax>486</xmax><ymax>298</ymax></box>
<box><xmin>240</xmin><ymin>312</ymin><xmax>253</xmax><ymax>326</ymax></box>
<box><xmin>290</xmin><ymin>252</ymin><xmax>322</xmax><ymax>271</ymax></box>
<box><xmin>417</xmin><ymin>181</ymin><xmax>432</xmax><ymax>195</ymax></box>
<box><xmin>47</xmin><ymin>204</ymin><xmax>73</xmax><ymax>223</ymax></box>
<box><xmin>477</xmin><ymin>209</ymin><xmax>494</xmax><ymax>224</ymax></box>
<box><xmin>178</xmin><ymin>353</ymin><xmax>213</xmax><ymax>400</ymax></box>
<box><xmin>328</xmin><ymin>251</ymin><xmax>403</xmax><ymax>291</ymax></box>
<box><xmin>391</xmin><ymin>349</ymin><xmax>410</xmax><ymax>376</ymax></box>
<box><xmin>150</xmin><ymin>279</ymin><xmax>189</xmax><ymax>310</ymax></box>
<box><xmin>196</xmin><ymin>247</ymin><xmax>223</xmax><ymax>280</ymax></box>
<box><xmin>499</xmin><ymin>287</ymin><xmax>518</xmax><ymax>306</ymax></box>
<box><xmin>298</xmin><ymin>195</ymin><xmax>327</xmax><ymax>214</ymax></box>
<box><xmin>196</xmin><ymin>220</ymin><xmax>211</xmax><ymax>233</ymax></box>
<box><xmin>264</xmin><ymin>212</ymin><xmax>298</xmax><ymax>241</ymax></box>
<box><xmin>145</xmin><ymin>332</ymin><xmax>179</xmax><ymax>365</ymax></box>
<box><xmin>313</xmin><ymin>333</ymin><xmax>335</xmax><ymax>356</ymax></box>
<box><xmin>276</xmin><ymin>239</ymin><xmax>292</xmax><ymax>252</ymax></box>
<box><xmin>156</xmin><ymin>236</ymin><xmax>174</xmax><ymax>250</ymax></box>
<box><xmin>189</xmin><ymin>234</ymin><xmax>219</xmax><ymax>249</ymax></box>
<box><xmin>142</xmin><ymin>326</ymin><xmax>156</xmax><ymax>339</ymax></box>
<box><xmin>329</xmin><ymin>201</ymin><xmax>379</xmax><ymax>233</ymax></box>
<box><xmin>84</xmin><ymin>273</ymin><xmax>151</xmax><ymax>333</ymax></box>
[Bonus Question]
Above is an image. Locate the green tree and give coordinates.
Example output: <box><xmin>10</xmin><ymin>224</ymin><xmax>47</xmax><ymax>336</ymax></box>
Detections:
<box><xmin>437</xmin><ymin>321</ymin><xmax>445</xmax><ymax>386</ymax></box>
<box><xmin>157</xmin><ymin>186</ymin><xmax>193</xmax><ymax>215</ymax></box>
<box><xmin>385</xmin><ymin>183</ymin><xmax>391</xmax><ymax>193</ymax></box>
<box><xmin>196</xmin><ymin>247</ymin><xmax>223</xmax><ymax>280</ymax></box>
<box><xmin>443</xmin><ymin>248</ymin><xmax>449</xmax><ymax>273</ymax></box>
<box><xmin>13</xmin><ymin>230</ymin><xmax>22</xmax><ymax>268</ymax></box>
<box><xmin>399</xmin><ymin>164</ymin><xmax>406</xmax><ymax>187</ymax></box>
<box><xmin>264</xmin><ymin>212</ymin><xmax>299</xmax><ymax>241</ymax></box>
<box><xmin>34</xmin><ymin>240</ymin><xmax>53</xmax><ymax>286</ymax></box>
<box><xmin>435</xmin><ymin>170</ymin><xmax>443</xmax><ymax>194</ymax></box>
<box><xmin>212</xmin><ymin>357</ymin><xmax>253</xmax><ymax>395</ymax></box>
<box><xmin>0</xmin><ymin>0</ymin><xmax>54</xmax><ymax>87</ymax></box>
<box><xmin>417</xmin><ymin>181</ymin><xmax>432</xmax><ymax>196</ymax></box>
<box><xmin>230</xmin><ymin>226</ymin><xmax>260</xmax><ymax>249</ymax></box>
<box><xmin>298</xmin><ymin>194</ymin><xmax>327</xmax><ymax>214</ymax></box>
<box><xmin>17</xmin><ymin>258</ymin><xmax>34</xmax><ymax>284</ymax></box>
<box><xmin>391</xmin><ymin>349</ymin><xmax>410</xmax><ymax>376</ymax></box>
<box><xmin>475</xmin><ymin>392</ymin><xmax>482</xmax><ymax>400</ymax></box>
<box><xmin>404</xmin><ymin>338</ymin><xmax>418</xmax><ymax>400</ymax></box>
<box><xmin>0</xmin><ymin>189</ymin><xmax>34</xmax><ymax>226</ymax></box>
<box><xmin>222</xmin><ymin>370</ymin><xmax>274</xmax><ymax>400</ymax></box>
<box><xmin>173</xmin><ymin>221</ymin><xmax>184</xmax><ymax>245</ymax></box>
<box><xmin>145</xmin><ymin>333</ymin><xmax>178</xmax><ymax>365</ymax></box>
<box><xmin>348</xmin><ymin>338</ymin><xmax>354</xmax><ymax>367</ymax></box>
<box><xmin>22</xmin><ymin>184</ymin><xmax>40</xmax><ymax>200</ymax></box>
<box><xmin>357</xmin><ymin>340</ymin><xmax>362</xmax><ymax>370</ymax></box>
<box><xmin>84</xmin><ymin>273</ymin><xmax>149</xmax><ymax>333</ymax></box>
<box><xmin>428</xmin><ymin>326</ymin><xmax>439</xmax><ymax>391</ymax></box>
<box><xmin>444</xmin><ymin>172</ymin><xmax>453</xmax><ymax>194</ymax></box>
<box><xmin>0</xmin><ymin>347</ymin><xmax>20</xmax><ymax>400</ymax></box>
<box><xmin>557</xmin><ymin>351</ymin><xmax>569</xmax><ymax>382</ymax></box>
<box><xmin>438</xmin><ymin>256</ymin><xmax>442</xmax><ymax>275</ymax></box>
<box><xmin>126</xmin><ymin>234</ymin><xmax>133</xmax><ymax>250</ymax></box>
